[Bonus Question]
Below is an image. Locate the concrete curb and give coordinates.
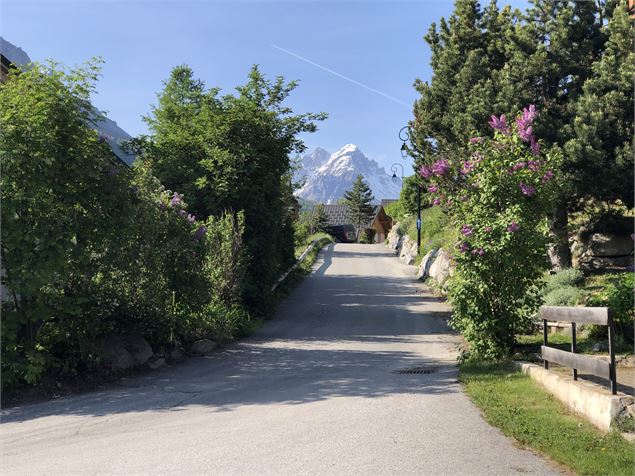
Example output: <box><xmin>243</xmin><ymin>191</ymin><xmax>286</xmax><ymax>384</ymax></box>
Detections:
<box><xmin>514</xmin><ymin>361</ymin><xmax>634</xmax><ymax>432</ymax></box>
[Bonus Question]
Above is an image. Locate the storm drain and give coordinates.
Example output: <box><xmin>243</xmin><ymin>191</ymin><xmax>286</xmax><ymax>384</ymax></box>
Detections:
<box><xmin>394</xmin><ymin>366</ymin><xmax>437</xmax><ymax>375</ymax></box>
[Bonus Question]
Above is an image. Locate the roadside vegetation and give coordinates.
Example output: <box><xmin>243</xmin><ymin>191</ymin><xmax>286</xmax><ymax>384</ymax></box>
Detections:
<box><xmin>460</xmin><ymin>361</ymin><xmax>635</xmax><ymax>476</ymax></box>
<box><xmin>0</xmin><ymin>60</ymin><xmax>326</xmax><ymax>395</ymax></box>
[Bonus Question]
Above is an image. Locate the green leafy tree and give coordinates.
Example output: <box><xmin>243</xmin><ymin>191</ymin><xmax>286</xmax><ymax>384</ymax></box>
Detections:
<box><xmin>344</xmin><ymin>175</ymin><xmax>375</xmax><ymax>241</ymax></box>
<box><xmin>141</xmin><ymin>65</ymin><xmax>326</xmax><ymax>314</ymax></box>
<box><xmin>0</xmin><ymin>59</ymin><xmax>133</xmax><ymax>386</ymax></box>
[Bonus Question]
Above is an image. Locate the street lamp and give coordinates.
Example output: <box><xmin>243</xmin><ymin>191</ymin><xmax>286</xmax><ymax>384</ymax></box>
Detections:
<box><xmin>398</xmin><ymin>125</ymin><xmax>422</xmax><ymax>254</ymax></box>
<box><xmin>399</xmin><ymin>126</ymin><xmax>409</xmax><ymax>160</ymax></box>
<box><xmin>391</xmin><ymin>162</ymin><xmax>404</xmax><ymax>182</ymax></box>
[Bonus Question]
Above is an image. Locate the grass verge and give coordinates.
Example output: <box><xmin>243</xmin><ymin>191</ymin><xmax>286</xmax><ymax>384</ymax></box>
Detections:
<box><xmin>459</xmin><ymin>360</ymin><xmax>634</xmax><ymax>476</ymax></box>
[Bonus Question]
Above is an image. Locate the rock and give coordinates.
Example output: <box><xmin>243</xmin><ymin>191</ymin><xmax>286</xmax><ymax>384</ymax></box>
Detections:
<box><xmin>591</xmin><ymin>342</ymin><xmax>609</xmax><ymax>352</ymax></box>
<box><xmin>148</xmin><ymin>357</ymin><xmax>166</xmax><ymax>369</ymax></box>
<box><xmin>586</xmin><ymin>233</ymin><xmax>634</xmax><ymax>257</ymax></box>
<box><xmin>429</xmin><ymin>249</ymin><xmax>452</xmax><ymax>286</ymax></box>
<box><xmin>191</xmin><ymin>339</ymin><xmax>217</xmax><ymax>354</ymax></box>
<box><xmin>94</xmin><ymin>335</ymin><xmax>136</xmax><ymax>370</ymax></box>
<box><xmin>579</xmin><ymin>255</ymin><xmax>633</xmax><ymax>273</ymax></box>
<box><xmin>417</xmin><ymin>250</ymin><xmax>438</xmax><ymax>280</ymax></box>
<box><xmin>120</xmin><ymin>334</ymin><xmax>153</xmax><ymax>365</ymax></box>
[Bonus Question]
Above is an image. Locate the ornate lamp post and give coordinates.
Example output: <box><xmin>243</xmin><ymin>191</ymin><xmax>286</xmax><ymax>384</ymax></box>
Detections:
<box><xmin>397</xmin><ymin>125</ymin><xmax>422</xmax><ymax>253</ymax></box>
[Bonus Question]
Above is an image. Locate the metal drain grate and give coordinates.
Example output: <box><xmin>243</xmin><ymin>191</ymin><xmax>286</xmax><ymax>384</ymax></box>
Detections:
<box><xmin>395</xmin><ymin>367</ymin><xmax>436</xmax><ymax>375</ymax></box>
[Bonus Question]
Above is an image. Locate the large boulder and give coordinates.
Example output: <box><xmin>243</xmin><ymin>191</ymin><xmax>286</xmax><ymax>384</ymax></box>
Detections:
<box><xmin>191</xmin><ymin>339</ymin><xmax>217</xmax><ymax>354</ymax></box>
<box><xmin>417</xmin><ymin>249</ymin><xmax>438</xmax><ymax>280</ymax></box>
<box><xmin>94</xmin><ymin>335</ymin><xmax>136</xmax><ymax>370</ymax></box>
<box><xmin>429</xmin><ymin>249</ymin><xmax>452</xmax><ymax>286</ymax></box>
<box><xmin>120</xmin><ymin>334</ymin><xmax>153</xmax><ymax>365</ymax></box>
<box><xmin>585</xmin><ymin>233</ymin><xmax>633</xmax><ymax>257</ymax></box>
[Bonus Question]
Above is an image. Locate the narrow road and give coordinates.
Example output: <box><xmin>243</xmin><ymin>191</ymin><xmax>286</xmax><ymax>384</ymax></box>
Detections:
<box><xmin>1</xmin><ymin>244</ymin><xmax>558</xmax><ymax>475</ymax></box>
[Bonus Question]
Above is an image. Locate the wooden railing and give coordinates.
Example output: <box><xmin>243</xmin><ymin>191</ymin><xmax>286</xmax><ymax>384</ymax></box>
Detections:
<box><xmin>540</xmin><ymin>306</ymin><xmax>617</xmax><ymax>395</ymax></box>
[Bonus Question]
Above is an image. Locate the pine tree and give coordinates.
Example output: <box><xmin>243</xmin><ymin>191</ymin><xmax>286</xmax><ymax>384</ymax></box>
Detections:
<box><xmin>344</xmin><ymin>175</ymin><xmax>375</xmax><ymax>241</ymax></box>
<box><xmin>311</xmin><ymin>204</ymin><xmax>329</xmax><ymax>234</ymax></box>
<box><xmin>565</xmin><ymin>2</ymin><xmax>634</xmax><ymax>208</ymax></box>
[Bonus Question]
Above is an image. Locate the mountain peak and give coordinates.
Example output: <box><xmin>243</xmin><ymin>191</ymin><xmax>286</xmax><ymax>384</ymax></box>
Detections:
<box><xmin>295</xmin><ymin>145</ymin><xmax>401</xmax><ymax>204</ymax></box>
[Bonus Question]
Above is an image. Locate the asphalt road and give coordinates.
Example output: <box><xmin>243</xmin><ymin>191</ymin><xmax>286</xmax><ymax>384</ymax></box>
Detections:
<box><xmin>1</xmin><ymin>244</ymin><xmax>559</xmax><ymax>475</ymax></box>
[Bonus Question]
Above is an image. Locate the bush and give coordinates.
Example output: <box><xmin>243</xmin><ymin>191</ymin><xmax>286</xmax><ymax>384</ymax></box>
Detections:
<box><xmin>584</xmin><ymin>272</ymin><xmax>634</xmax><ymax>342</ymax></box>
<box><xmin>543</xmin><ymin>268</ymin><xmax>584</xmax><ymax>295</ymax></box>
<box><xmin>543</xmin><ymin>286</ymin><xmax>581</xmax><ymax>306</ymax></box>
<box><xmin>0</xmin><ymin>62</ymin><xmax>252</xmax><ymax>392</ymax></box>
<box><xmin>418</xmin><ymin>106</ymin><xmax>561</xmax><ymax>359</ymax></box>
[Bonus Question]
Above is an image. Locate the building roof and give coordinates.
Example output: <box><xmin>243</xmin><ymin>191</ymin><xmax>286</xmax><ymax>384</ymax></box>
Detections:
<box><xmin>320</xmin><ymin>204</ymin><xmax>389</xmax><ymax>228</ymax></box>
<box><xmin>322</xmin><ymin>205</ymin><xmax>351</xmax><ymax>226</ymax></box>
<box><xmin>0</xmin><ymin>36</ymin><xmax>31</xmax><ymax>68</ymax></box>
<box><xmin>0</xmin><ymin>36</ymin><xmax>135</xmax><ymax>167</ymax></box>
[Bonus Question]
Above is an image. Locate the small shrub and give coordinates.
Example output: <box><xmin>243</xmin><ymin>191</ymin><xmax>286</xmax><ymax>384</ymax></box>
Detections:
<box><xmin>543</xmin><ymin>268</ymin><xmax>584</xmax><ymax>295</ymax></box>
<box><xmin>543</xmin><ymin>286</ymin><xmax>581</xmax><ymax>306</ymax></box>
<box><xmin>584</xmin><ymin>272</ymin><xmax>634</xmax><ymax>342</ymax></box>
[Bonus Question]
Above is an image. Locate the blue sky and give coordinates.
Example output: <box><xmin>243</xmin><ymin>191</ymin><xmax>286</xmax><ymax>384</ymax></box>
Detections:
<box><xmin>2</xmin><ymin>0</ymin><xmax>527</xmax><ymax>174</ymax></box>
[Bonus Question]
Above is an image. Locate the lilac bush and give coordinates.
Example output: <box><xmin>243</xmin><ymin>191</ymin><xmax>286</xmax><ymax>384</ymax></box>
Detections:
<box><xmin>419</xmin><ymin>106</ymin><xmax>561</xmax><ymax>359</ymax></box>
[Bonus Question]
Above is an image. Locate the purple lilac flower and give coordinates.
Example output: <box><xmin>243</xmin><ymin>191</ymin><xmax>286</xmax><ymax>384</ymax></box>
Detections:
<box><xmin>541</xmin><ymin>170</ymin><xmax>554</xmax><ymax>183</ymax></box>
<box><xmin>527</xmin><ymin>160</ymin><xmax>541</xmax><ymax>171</ymax></box>
<box><xmin>484</xmin><ymin>226</ymin><xmax>492</xmax><ymax>233</ymax></box>
<box><xmin>460</xmin><ymin>225</ymin><xmax>473</xmax><ymax>237</ymax></box>
<box><xmin>519</xmin><ymin>182</ymin><xmax>536</xmax><ymax>197</ymax></box>
<box><xmin>510</xmin><ymin>162</ymin><xmax>527</xmax><ymax>172</ymax></box>
<box><xmin>507</xmin><ymin>222</ymin><xmax>520</xmax><ymax>233</ymax></box>
<box><xmin>187</xmin><ymin>214</ymin><xmax>196</xmax><ymax>224</ymax></box>
<box><xmin>98</xmin><ymin>132</ymin><xmax>110</xmax><ymax>143</ymax></box>
<box><xmin>159</xmin><ymin>202</ymin><xmax>167</xmax><ymax>210</ymax></box>
<box><xmin>458</xmin><ymin>241</ymin><xmax>470</xmax><ymax>253</ymax></box>
<box><xmin>193</xmin><ymin>225</ymin><xmax>207</xmax><ymax>241</ymax></box>
<box><xmin>431</xmin><ymin>159</ymin><xmax>450</xmax><ymax>177</ymax></box>
<box><xmin>488</xmin><ymin>114</ymin><xmax>509</xmax><ymax>134</ymax></box>
<box><xmin>178</xmin><ymin>209</ymin><xmax>187</xmax><ymax>217</ymax></box>
<box><xmin>471</xmin><ymin>152</ymin><xmax>484</xmax><ymax>162</ymax></box>
<box><xmin>469</xmin><ymin>137</ymin><xmax>482</xmax><ymax>144</ymax></box>
<box><xmin>516</xmin><ymin>105</ymin><xmax>538</xmax><ymax>143</ymax></box>
<box><xmin>419</xmin><ymin>165</ymin><xmax>433</xmax><ymax>179</ymax></box>
<box><xmin>530</xmin><ymin>138</ymin><xmax>540</xmax><ymax>156</ymax></box>
<box><xmin>461</xmin><ymin>161</ymin><xmax>474</xmax><ymax>175</ymax></box>
<box><xmin>171</xmin><ymin>192</ymin><xmax>184</xmax><ymax>207</ymax></box>
<box><xmin>428</xmin><ymin>184</ymin><xmax>438</xmax><ymax>193</ymax></box>
<box><xmin>460</xmin><ymin>195</ymin><xmax>468</xmax><ymax>202</ymax></box>
<box><xmin>433</xmin><ymin>198</ymin><xmax>441</xmax><ymax>206</ymax></box>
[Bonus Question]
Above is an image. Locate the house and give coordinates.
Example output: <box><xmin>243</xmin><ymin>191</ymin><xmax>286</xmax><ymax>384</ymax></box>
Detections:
<box><xmin>320</xmin><ymin>203</ymin><xmax>393</xmax><ymax>243</ymax></box>
<box><xmin>0</xmin><ymin>36</ymin><xmax>135</xmax><ymax>166</ymax></box>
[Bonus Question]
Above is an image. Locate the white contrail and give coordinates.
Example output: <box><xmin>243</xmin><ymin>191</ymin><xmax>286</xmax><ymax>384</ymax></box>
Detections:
<box><xmin>271</xmin><ymin>44</ymin><xmax>411</xmax><ymax>108</ymax></box>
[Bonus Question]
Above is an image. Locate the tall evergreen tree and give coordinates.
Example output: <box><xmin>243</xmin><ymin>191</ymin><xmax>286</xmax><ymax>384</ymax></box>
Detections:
<box><xmin>344</xmin><ymin>175</ymin><xmax>375</xmax><ymax>241</ymax></box>
<box><xmin>410</xmin><ymin>0</ymin><xmax>625</xmax><ymax>268</ymax></box>
<box><xmin>565</xmin><ymin>2</ymin><xmax>634</xmax><ymax>209</ymax></box>
<box><xmin>311</xmin><ymin>204</ymin><xmax>329</xmax><ymax>234</ymax></box>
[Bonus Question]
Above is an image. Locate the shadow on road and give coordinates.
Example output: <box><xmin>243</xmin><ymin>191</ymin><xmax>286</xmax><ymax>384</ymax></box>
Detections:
<box><xmin>2</xmin><ymin>245</ymin><xmax>458</xmax><ymax>424</ymax></box>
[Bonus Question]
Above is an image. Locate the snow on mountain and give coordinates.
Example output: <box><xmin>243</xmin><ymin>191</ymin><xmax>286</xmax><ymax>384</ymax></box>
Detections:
<box><xmin>295</xmin><ymin>144</ymin><xmax>402</xmax><ymax>204</ymax></box>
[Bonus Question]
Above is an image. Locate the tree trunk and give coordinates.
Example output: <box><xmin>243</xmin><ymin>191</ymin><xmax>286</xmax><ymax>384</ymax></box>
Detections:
<box><xmin>548</xmin><ymin>202</ymin><xmax>572</xmax><ymax>270</ymax></box>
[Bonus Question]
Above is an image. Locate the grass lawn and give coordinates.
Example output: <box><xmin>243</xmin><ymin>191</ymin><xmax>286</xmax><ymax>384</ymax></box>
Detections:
<box><xmin>460</xmin><ymin>361</ymin><xmax>635</xmax><ymax>476</ymax></box>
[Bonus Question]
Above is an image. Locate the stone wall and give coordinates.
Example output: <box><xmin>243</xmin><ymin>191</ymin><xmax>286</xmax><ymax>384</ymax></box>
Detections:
<box><xmin>385</xmin><ymin>222</ymin><xmax>454</xmax><ymax>290</ymax></box>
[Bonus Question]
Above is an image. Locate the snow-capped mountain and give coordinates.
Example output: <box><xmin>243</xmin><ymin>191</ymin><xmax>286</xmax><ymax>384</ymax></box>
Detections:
<box><xmin>295</xmin><ymin>144</ymin><xmax>402</xmax><ymax>204</ymax></box>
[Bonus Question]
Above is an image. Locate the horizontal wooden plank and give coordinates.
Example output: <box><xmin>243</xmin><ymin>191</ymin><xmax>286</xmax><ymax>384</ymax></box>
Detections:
<box><xmin>540</xmin><ymin>306</ymin><xmax>609</xmax><ymax>325</ymax></box>
<box><xmin>541</xmin><ymin>346</ymin><xmax>611</xmax><ymax>379</ymax></box>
